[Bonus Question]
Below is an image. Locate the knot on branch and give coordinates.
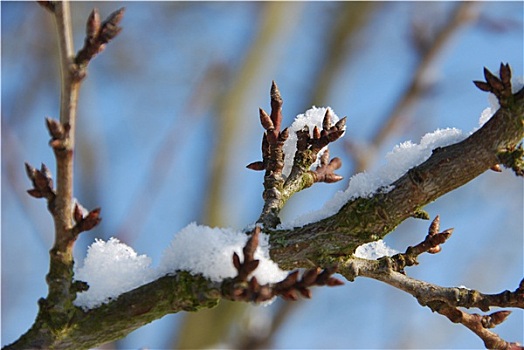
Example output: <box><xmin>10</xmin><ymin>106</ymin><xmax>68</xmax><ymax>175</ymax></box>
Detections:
<box><xmin>75</xmin><ymin>7</ymin><xmax>125</xmax><ymax>72</ymax></box>
<box><xmin>225</xmin><ymin>226</ymin><xmax>343</xmax><ymax>303</ymax></box>
<box><xmin>389</xmin><ymin>215</ymin><xmax>453</xmax><ymax>273</ymax></box>
<box><xmin>473</xmin><ymin>63</ymin><xmax>514</xmax><ymax>108</ymax></box>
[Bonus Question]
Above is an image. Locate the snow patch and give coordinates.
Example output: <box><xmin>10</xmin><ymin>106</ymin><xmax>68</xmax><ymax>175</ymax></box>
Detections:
<box><xmin>280</xmin><ymin>128</ymin><xmax>466</xmax><ymax>229</ymax></box>
<box><xmin>74</xmin><ymin>238</ymin><xmax>157</xmax><ymax>309</ymax></box>
<box><xmin>74</xmin><ymin>224</ymin><xmax>288</xmax><ymax>309</ymax></box>
<box><xmin>282</xmin><ymin>106</ymin><xmax>345</xmax><ymax>177</ymax></box>
<box><xmin>158</xmin><ymin>223</ymin><xmax>288</xmax><ymax>285</ymax></box>
<box><xmin>354</xmin><ymin>240</ymin><xmax>399</xmax><ymax>260</ymax></box>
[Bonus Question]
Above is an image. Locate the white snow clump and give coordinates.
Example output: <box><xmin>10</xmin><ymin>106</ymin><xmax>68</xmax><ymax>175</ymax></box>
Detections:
<box><xmin>354</xmin><ymin>240</ymin><xmax>399</xmax><ymax>260</ymax></box>
<box><xmin>282</xmin><ymin>106</ymin><xmax>345</xmax><ymax>177</ymax></box>
<box><xmin>157</xmin><ymin>223</ymin><xmax>288</xmax><ymax>284</ymax></box>
<box><xmin>74</xmin><ymin>224</ymin><xmax>288</xmax><ymax>309</ymax></box>
<box><xmin>74</xmin><ymin>238</ymin><xmax>157</xmax><ymax>309</ymax></box>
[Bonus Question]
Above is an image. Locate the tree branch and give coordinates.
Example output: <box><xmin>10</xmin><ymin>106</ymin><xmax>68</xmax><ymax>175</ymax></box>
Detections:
<box><xmin>7</xmin><ymin>4</ymin><xmax>522</xmax><ymax>346</ymax></box>
<box><xmin>269</xmin><ymin>82</ymin><xmax>523</xmax><ymax>269</ymax></box>
<box><xmin>338</xmin><ymin>256</ymin><xmax>523</xmax><ymax>349</ymax></box>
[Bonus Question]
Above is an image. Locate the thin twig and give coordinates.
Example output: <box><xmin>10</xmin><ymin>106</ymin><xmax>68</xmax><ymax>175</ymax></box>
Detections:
<box><xmin>339</xmin><ymin>259</ymin><xmax>523</xmax><ymax>348</ymax></box>
<box><xmin>53</xmin><ymin>1</ymin><xmax>77</xmax><ymax>250</ymax></box>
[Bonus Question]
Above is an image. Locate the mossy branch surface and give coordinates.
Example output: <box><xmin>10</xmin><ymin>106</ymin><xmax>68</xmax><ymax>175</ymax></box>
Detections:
<box><xmin>269</xmin><ymin>86</ymin><xmax>523</xmax><ymax>269</ymax></box>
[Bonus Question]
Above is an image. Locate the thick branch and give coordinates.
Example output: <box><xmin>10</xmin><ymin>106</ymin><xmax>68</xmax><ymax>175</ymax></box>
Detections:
<box><xmin>269</xmin><ymin>87</ymin><xmax>523</xmax><ymax>269</ymax></box>
<box><xmin>5</xmin><ymin>273</ymin><xmax>221</xmax><ymax>350</ymax></box>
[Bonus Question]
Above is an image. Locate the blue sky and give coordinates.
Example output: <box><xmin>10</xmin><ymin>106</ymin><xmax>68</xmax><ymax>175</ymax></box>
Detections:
<box><xmin>2</xmin><ymin>2</ymin><xmax>523</xmax><ymax>348</ymax></box>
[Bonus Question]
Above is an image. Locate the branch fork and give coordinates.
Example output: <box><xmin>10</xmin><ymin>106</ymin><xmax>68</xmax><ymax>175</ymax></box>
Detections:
<box><xmin>248</xmin><ymin>82</ymin><xmax>346</xmax><ymax>227</ymax></box>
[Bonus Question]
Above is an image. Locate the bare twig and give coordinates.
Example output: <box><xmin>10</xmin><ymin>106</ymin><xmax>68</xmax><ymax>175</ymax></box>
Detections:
<box><xmin>433</xmin><ymin>304</ymin><xmax>522</xmax><ymax>350</ymax></box>
<box><xmin>339</xmin><ymin>257</ymin><xmax>523</xmax><ymax>348</ymax></box>
<box><xmin>9</xmin><ymin>2</ymin><xmax>123</xmax><ymax>348</ymax></box>
<box><xmin>387</xmin><ymin>215</ymin><xmax>453</xmax><ymax>272</ymax></box>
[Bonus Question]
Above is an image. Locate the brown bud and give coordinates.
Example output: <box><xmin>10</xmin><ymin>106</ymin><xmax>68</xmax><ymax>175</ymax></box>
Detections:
<box><xmin>246</xmin><ymin>161</ymin><xmax>265</xmax><ymax>171</ymax></box>
<box><xmin>490</xmin><ymin>164</ymin><xmax>502</xmax><ymax>172</ymax></box>
<box><xmin>324</xmin><ymin>173</ymin><xmax>344</xmax><ymax>183</ymax></box>
<box><xmin>313</xmin><ymin>126</ymin><xmax>321</xmax><ymax>140</ymax></box>
<box><xmin>34</xmin><ymin>167</ymin><xmax>51</xmax><ymax>190</ymax></box>
<box><xmin>25</xmin><ymin>163</ymin><xmax>36</xmax><ymax>180</ymax></box>
<box><xmin>244</xmin><ymin>260</ymin><xmax>260</xmax><ymax>275</ymax></box>
<box><xmin>327</xmin><ymin>129</ymin><xmax>344</xmax><ymax>142</ymax></box>
<box><xmin>428</xmin><ymin>215</ymin><xmax>440</xmax><ymax>235</ymax></box>
<box><xmin>279</xmin><ymin>128</ymin><xmax>289</xmax><ymax>141</ymax></box>
<box><xmin>259</xmin><ymin>108</ymin><xmax>274</xmax><ymax>130</ymax></box>
<box><xmin>87</xmin><ymin>8</ymin><xmax>101</xmax><ymax>40</ymax></box>
<box><xmin>302</xmin><ymin>268</ymin><xmax>320</xmax><ymax>285</ymax></box>
<box><xmin>427</xmin><ymin>246</ymin><xmax>442</xmax><ymax>254</ymax></box>
<box><xmin>243</xmin><ymin>227</ymin><xmax>260</xmax><ymax>261</ymax></box>
<box><xmin>232</xmin><ymin>252</ymin><xmax>241</xmax><ymax>270</ymax></box>
<box><xmin>299</xmin><ymin>288</ymin><xmax>312</xmax><ymax>299</ymax></box>
<box><xmin>473</xmin><ymin>80</ymin><xmax>491</xmax><ymax>92</ymax></box>
<box><xmin>46</xmin><ymin>118</ymin><xmax>64</xmax><ymax>140</ymax></box>
<box><xmin>322</xmin><ymin>109</ymin><xmax>332</xmax><ymax>130</ymax></box>
<box><xmin>27</xmin><ymin>189</ymin><xmax>44</xmax><ymax>198</ymax></box>
<box><xmin>499</xmin><ymin>62</ymin><xmax>511</xmax><ymax>86</ymax></box>
<box><xmin>483</xmin><ymin>67</ymin><xmax>504</xmax><ymax>92</ymax></box>
<box><xmin>270</xmin><ymin>81</ymin><xmax>283</xmax><ymax>107</ymax></box>
<box><xmin>482</xmin><ymin>310</ymin><xmax>511</xmax><ymax>329</ymax></box>
<box><xmin>335</xmin><ymin>117</ymin><xmax>347</xmax><ymax>131</ymax></box>
<box><xmin>74</xmin><ymin>203</ymin><xmax>84</xmax><ymax>223</ymax></box>
<box><xmin>328</xmin><ymin>157</ymin><xmax>342</xmax><ymax>170</ymax></box>
<box><xmin>326</xmin><ymin>277</ymin><xmax>344</xmax><ymax>287</ymax></box>
<box><xmin>99</xmin><ymin>7</ymin><xmax>125</xmax><ymax>43</ymax></box>
<box><xmin>277</xmin><ymin>271</ymin><xmax>299</xmax><ymax>290</ymax></box>
<box><xmin>77</xmin><ymin>208</ymin><xmax>102</xmax><ymax>233</ymax></box>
